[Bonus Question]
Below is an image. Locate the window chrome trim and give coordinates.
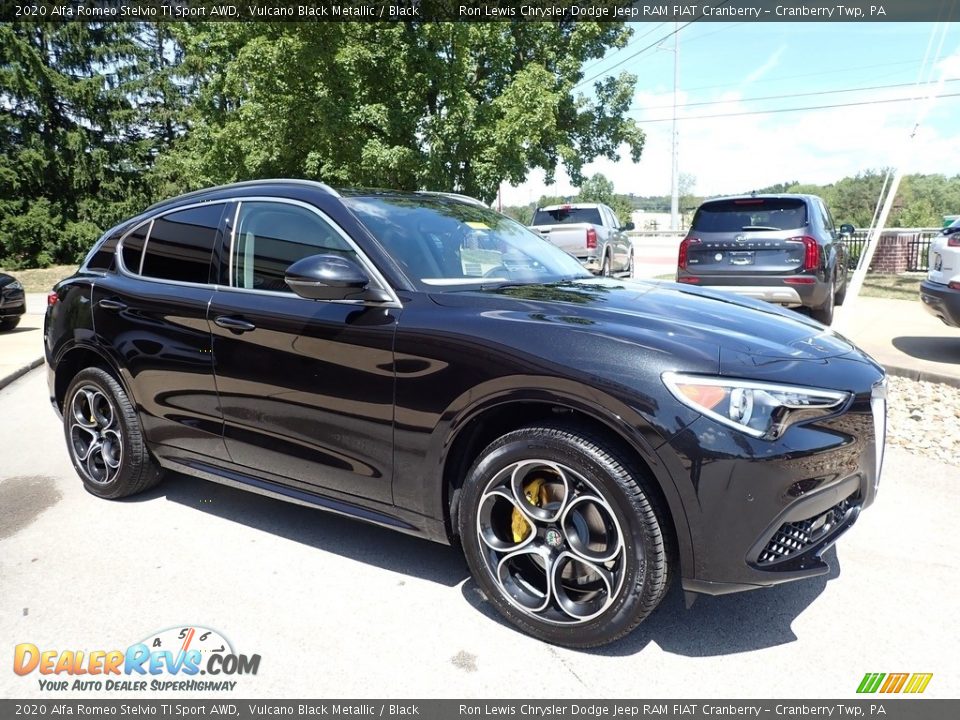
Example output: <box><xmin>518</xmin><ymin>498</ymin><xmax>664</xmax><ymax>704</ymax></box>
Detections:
<box><xmin>226</xmin><ymin>196</ymin><xmax>402</xmax><ymax>309</ymax></box>
<box><xmin>114</xmin><ymin>197</ymin><xmax>401</xmax><ymax>308</ymax></box>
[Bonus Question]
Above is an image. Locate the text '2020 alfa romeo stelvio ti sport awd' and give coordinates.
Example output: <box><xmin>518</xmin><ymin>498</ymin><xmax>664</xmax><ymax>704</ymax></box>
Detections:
<box><xmin>44</xmin><ymin>180</ymin><xmax>887</xmax><ymax>647</ymax></box>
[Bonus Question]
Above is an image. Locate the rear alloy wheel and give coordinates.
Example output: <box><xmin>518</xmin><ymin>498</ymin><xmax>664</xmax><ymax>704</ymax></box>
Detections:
<box><xmin>601</xmin><ymin>254</ymin><xmax>612</xmax><ymax>277</ymax></box>
<box><xmin>458</xmin><ymin>424</ymin><xmax>671</xmax><ymax>648</ymax></box>
<box><xmin>627</xmin><ymin>249</ymin><xmax>635</xmax><ymax>278</ymax></box>
<box><xmin>64</xmin><ymin>367</ymin><xmax>162</xmax><ymax>499</ymax></box>
<box><xmin>810</xmin><ymin>281</ymin><xmax>836</xmax><ymax>325</ymax></box>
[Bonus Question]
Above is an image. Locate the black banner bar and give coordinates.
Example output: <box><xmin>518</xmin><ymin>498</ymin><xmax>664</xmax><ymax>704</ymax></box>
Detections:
<box><xmin>0</xmin><ymin>700</ymin><xmax>957</xmax><ymax>720</ymax></box>
<box><xmin>0</xmin><ymin>1</ymin><xmax>956</xmax><ymax>23</ymax></box>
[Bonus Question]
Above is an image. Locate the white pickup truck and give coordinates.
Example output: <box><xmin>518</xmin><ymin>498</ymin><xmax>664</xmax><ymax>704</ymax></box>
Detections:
<box><xmin>529</xmin><ymin>203</ymin><xmax>634</xmax><ymax>276</ymax></box>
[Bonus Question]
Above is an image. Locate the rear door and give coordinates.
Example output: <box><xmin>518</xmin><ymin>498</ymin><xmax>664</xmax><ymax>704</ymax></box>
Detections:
<box><xmin>606</xmin><ymin>206</ymin><xmax>630</xmax><ymax>270</ymax></box>
<box><xmin>685</xmin><ymin>198</ymin><xmax>811</xmax><ymax>275</ymax></box>
<box><xmin>92</xmin><ymin>202</ymin><xmax>228</xmax><ymax>459</ymax></box>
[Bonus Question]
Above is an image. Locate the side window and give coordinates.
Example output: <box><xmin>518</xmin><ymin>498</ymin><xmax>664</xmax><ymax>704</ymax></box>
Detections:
<box><xmin>822</xmin><ymin>201</ymin><xmax>836</xmax><ymax>234</ymax></box>
<box><xmin>121</xmin><ymin>222</ymin><xmax>149</xmax><ymax>274</ymax></box>
<box><xmin>608</xmin><ymin>207</ymin><xmax>622</xmax><ymax>230</ymax></box>
<box><xmin>141</xmin><ymin>204</ymin><xmax>224</xmax><ymax>284</ymax></box>
<box><xmin>231</xmin><ymin>202</ymin><xmax>356</xmax><ymax>293</ymax></box>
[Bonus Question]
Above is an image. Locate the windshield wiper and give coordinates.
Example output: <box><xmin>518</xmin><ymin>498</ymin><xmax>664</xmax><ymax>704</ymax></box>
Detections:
<box><xmin>741</xmin><ymin>225</ymin><xmax>780</xmax><ymax>231</ymax></box>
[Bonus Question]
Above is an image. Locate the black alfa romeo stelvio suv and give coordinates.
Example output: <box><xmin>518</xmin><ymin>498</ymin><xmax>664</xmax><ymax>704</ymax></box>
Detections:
<box><xmin>45</xmin><ymin>180</ymin><xmax>887</xmax><ymax>647</ymax></box>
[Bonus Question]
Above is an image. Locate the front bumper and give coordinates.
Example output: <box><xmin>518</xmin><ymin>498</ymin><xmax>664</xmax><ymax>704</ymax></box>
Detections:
<box><xmin>0</xmin><ymin>288</ymin><xmax>26</xmax><ymax>318</ymax></box>
<box><xmin>919</xmin><ymin>279</ymin><xmax>960</xmax><ymax>328</ymax></box>
<box><xmin>660</xmin><ymin>367</ymin><xmax>885</xmax><ymax>596</ymax></box>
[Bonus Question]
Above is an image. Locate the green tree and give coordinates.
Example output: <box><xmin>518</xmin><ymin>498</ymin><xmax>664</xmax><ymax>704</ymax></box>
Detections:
<box><xmin>577</xmin><ymin>172</ymin><xmax>633</xmax><ymax>225</ymax></box>
<box><xmin>162</xmin><ymin>22</ymin><xmax>644</xmax><ymax>204</ymax></box>
<box><xmin>0</xmin><ymin>22</ymin><xmax>157</xmax><ymax>267</ymax></box>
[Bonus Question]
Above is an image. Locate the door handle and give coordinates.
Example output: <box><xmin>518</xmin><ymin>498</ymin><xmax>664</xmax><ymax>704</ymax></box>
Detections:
<box><xmin>97</xmin><ymin>298</ymin><xmax>127</xmax><ymax>311</ymax></box>
<box><xmin>214</xmin><ymin>315</ymin><xmax>256</xmax><ymax>334</ymax></box>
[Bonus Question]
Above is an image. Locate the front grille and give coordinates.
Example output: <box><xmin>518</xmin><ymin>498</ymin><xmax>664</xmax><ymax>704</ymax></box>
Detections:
<box><xmin>757</xmin><ymin>498</ymin><xmax>854</xmax><ymax>565</ymax></box>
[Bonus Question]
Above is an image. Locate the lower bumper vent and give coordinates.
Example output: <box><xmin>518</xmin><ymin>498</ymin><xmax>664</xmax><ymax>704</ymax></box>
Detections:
<box><xmin>758</xmin><ymin>498</ymin><xmax>854</xmax><ymax>565</ymax></box>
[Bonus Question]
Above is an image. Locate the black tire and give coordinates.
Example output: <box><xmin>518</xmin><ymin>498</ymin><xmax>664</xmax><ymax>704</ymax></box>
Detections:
<box><xmin>810</xmin><ymin>281</ymin><xmax>836</xmax><ymax>325</ymax></box>
<box><xmin>0</xmin><ymin>316</ymin><xmax>20</xmax><ymax>332</ymax></box>
<box><xmin>600</xmin><ymin>253</ymin><xmax>612</xmax><ymax>277</ymax></box>
<box><xmin>627</xmin><ymin>249</ymin><xmax>635</xmax><ymax>279</ymax></box>
<box><xmin>458</xmin><ymin>423</ymin><xmax>672</xmax><ymax>648</ymax></box>
<box><xmin>63</xmin><ymin>367</ymin><xmax>162</xmax><ymax>499</ymax></box>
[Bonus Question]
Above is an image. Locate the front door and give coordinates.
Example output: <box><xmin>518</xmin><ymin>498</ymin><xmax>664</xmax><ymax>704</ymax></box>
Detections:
<box><xmin>208</xmin><ymin>199</ymin><xmax>398</xmax><ymax>503</ymax></box>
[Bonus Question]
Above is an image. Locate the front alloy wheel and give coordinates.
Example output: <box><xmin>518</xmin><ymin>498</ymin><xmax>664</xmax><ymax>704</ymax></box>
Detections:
<box><xmin>459</xmin><ymin>423</ymin><xmax>672</xmax><ymax>647</ymax></box>
<box><xmin>476</xmin><ymin>459</ymin><xmax>626</xmax><ymax>624</ymax></box>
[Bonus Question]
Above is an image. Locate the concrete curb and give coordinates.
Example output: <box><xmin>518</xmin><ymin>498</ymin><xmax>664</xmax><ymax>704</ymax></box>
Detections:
<box><xmin>883</xmin><ymin>363</ymin><xmax>960</xmax><ymax>390</ymax></box>
<box><xmin>0</xmin><ymin>357</ymin><xmax>43</xmax><ymax>392</ymax></box>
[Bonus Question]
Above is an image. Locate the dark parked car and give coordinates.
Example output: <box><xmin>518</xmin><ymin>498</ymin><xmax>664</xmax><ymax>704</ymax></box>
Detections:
<box><xmin>677</xmin><ymin>194</ymin><xmax>852</xmax><ymax>325</ymax></box>
<box><xmin>0</xmin><ymin>272</ymin><xmax>26</xmax><ymax>331</ymax></box>
<box><xmin>45</xmin><ymin>181</ymin><xmax>886</xmax><ymax>647</ymax></box>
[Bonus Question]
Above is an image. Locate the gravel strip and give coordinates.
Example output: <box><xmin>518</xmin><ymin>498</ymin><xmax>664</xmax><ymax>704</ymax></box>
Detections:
<box><xmin>887</xmin><ymin>375</ymin><xmax>960</xmax><ymax>466</ymax></box>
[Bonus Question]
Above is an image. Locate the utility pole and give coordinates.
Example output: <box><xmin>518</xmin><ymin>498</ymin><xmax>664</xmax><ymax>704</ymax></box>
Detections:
<box><xmin>670</xmin><ymin>21</ymin><xmax>680</xmax><ymax>231</ymax></box>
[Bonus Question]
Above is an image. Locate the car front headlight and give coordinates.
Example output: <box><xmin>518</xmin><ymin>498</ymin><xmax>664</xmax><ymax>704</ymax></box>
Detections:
<box><xmin>662</xmin><ymin>372</ymin><xmax>850</xmax><ymax>440</ymax></box>
<box><xmin>6</xmin><ymin>279</ymin><xmax>22</xmax><ymax>291</ymax></box>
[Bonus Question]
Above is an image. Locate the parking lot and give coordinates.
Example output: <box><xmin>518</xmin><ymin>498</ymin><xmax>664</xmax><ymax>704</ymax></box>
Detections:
<box><xmin>1</xmin><ymin>366</ymin><xmax>958</xmax><ymax>699</ymax></box>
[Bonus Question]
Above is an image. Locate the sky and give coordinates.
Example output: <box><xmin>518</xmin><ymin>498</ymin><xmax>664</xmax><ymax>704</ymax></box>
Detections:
<box><xmin>500</xmin><ymin>21</ymin><xmax>960</xmax><ymax>206</ymax></box>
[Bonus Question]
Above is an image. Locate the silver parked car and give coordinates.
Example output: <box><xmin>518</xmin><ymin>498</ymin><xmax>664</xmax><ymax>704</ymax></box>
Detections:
<box><xmin>530</xmin><ymin>203</ymin><xmax>634</xmax><ymax>276</ymax></box>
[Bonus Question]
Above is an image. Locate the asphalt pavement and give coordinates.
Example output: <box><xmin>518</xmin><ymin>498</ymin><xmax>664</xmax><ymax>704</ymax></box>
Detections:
<box><xmin>1</xmin><ymin>368</ymin><xmax>958</xmax><ymax>699</ymax></box>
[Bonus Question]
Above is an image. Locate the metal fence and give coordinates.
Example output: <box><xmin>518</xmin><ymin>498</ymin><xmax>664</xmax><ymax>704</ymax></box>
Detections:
<box><xmin>839</xmin><ymin>228</ymin><xmax>940</xmax><ymax>272</ymax></box>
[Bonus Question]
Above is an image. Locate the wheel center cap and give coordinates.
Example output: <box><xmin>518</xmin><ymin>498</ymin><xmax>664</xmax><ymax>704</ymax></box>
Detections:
<box><xmin>544</xmin><ymin>529</ymin><xmax>563</xmax><ymax>548</ymax></box>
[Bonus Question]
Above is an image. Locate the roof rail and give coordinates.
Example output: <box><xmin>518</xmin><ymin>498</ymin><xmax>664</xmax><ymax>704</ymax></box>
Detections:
<box><xmin>144</xmin><ymin>178</ymin><xmax>339</xmax><ymax>212</ymax></box>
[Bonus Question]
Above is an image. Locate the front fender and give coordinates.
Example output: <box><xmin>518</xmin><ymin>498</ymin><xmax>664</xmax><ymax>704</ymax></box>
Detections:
<box><xmin>406</xmin><ymin>376</ymin><xmax>696</xmax><ymax>576</ymax></box>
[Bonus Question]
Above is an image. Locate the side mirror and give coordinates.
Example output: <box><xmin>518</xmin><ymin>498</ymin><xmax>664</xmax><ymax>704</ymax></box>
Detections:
<box><xmin>623</xmin><ymin>222</ymin><xmax>635</xmax><ymax>231</ymax></box>
<box><xmin>839</xmin><ymin>223</ymin><xmax>855</xmax><ymax>236</ymax></box>
<box><xmin>285</xmin><ymin>254</ymin><xmax>389</xmax><ymax>302</ymax></box>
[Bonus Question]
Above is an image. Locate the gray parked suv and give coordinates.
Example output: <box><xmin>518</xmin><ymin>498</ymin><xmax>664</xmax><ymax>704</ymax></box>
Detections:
<box><xmin>676</xmin><ymin>194</ymin><xmax>851</xmax><ymax>325</ymax></box>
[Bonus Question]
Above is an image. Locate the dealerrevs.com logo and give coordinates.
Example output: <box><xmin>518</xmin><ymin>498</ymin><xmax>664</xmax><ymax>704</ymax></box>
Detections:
<box><xmin>13</xmin><ymin>625</ymin><xmax>260</xmax><ymax>692</ymax></box>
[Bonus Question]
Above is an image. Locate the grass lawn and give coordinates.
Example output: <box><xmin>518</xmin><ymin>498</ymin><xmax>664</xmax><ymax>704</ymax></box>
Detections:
<box><xmin>0</xmin><ymin>264</ymin><xmax>76</xmax><ymax>293</ymax></box>
<box><xmin>858</xmin><ymin>273</ymin><xmax>923</xmax><ymax>301</ymax></box>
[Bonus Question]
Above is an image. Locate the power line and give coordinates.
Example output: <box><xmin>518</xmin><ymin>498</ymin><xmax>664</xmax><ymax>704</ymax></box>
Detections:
<box><xmin>579</xmin><ymin>23</ymin><xmax>667</xmax><ymax>76</ymax></box>
<box><xmin>681</xmin><ymin>55</ymin><xmax>953</xmax><ymax>94</ymax></box>
<box><xmin>632</xmin><ymin>90</ymin><xmax>960</xmax><ymax>123</ymax></box>
<box><xmin>632</xmin><ymin>77</ymin><xmax>960</xmax><ymax>112</ymax></box>
<box><xmin>573</xmin><ymin>2</ymin><xmax>733</xmax><ymax>90</ymax></box>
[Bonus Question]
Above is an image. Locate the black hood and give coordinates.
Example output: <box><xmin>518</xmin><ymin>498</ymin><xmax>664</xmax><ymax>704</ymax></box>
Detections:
<box><xmin>431</xmin><ymin>278</ymin><xmax>857</xmax><ymax>367</ymax></box>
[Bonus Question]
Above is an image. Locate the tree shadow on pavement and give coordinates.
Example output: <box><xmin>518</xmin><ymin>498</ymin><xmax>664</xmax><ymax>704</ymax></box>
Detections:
<box><xmin>135</xmin><ymin>470</ymin><xmax>470</xmax><ymax>588</ymax></box>
<box><xmin>461</xmin><ymin>546</ymin><xmax>841</xmax><ymax>657</ymax></box>
<box><xmin>892</xmin><ymin>336</ymin><xmax>960</xmax><ymax>363</ymax></box>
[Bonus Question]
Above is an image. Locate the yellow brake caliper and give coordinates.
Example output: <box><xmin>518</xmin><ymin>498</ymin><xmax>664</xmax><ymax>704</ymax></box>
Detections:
<box><xmin>511</xmin><ymin>476</ymin><xmax>549</xmax><ymax>543</ymax></box>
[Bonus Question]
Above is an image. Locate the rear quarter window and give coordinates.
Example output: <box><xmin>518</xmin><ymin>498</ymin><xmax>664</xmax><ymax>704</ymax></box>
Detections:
<box><xmin>692</xmin><ymin>199</ymin><xmax>808</xmax><ymax>232</ymax></box>
<box><xmin>140</xmin><ymin>204</ymin><xmax>225</xmax><ymax>284</ymax></box>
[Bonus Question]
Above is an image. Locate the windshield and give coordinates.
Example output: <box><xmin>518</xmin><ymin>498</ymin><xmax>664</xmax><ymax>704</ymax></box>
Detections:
<box><xmin>532</xmin><ymin>207</ymin><xmax>602</xmax><ymax>226</ymax></box>
<box><xmin>345</xmin><ymin>195</ymin><xmax>591</xmax><ymax>291</ymax></box>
